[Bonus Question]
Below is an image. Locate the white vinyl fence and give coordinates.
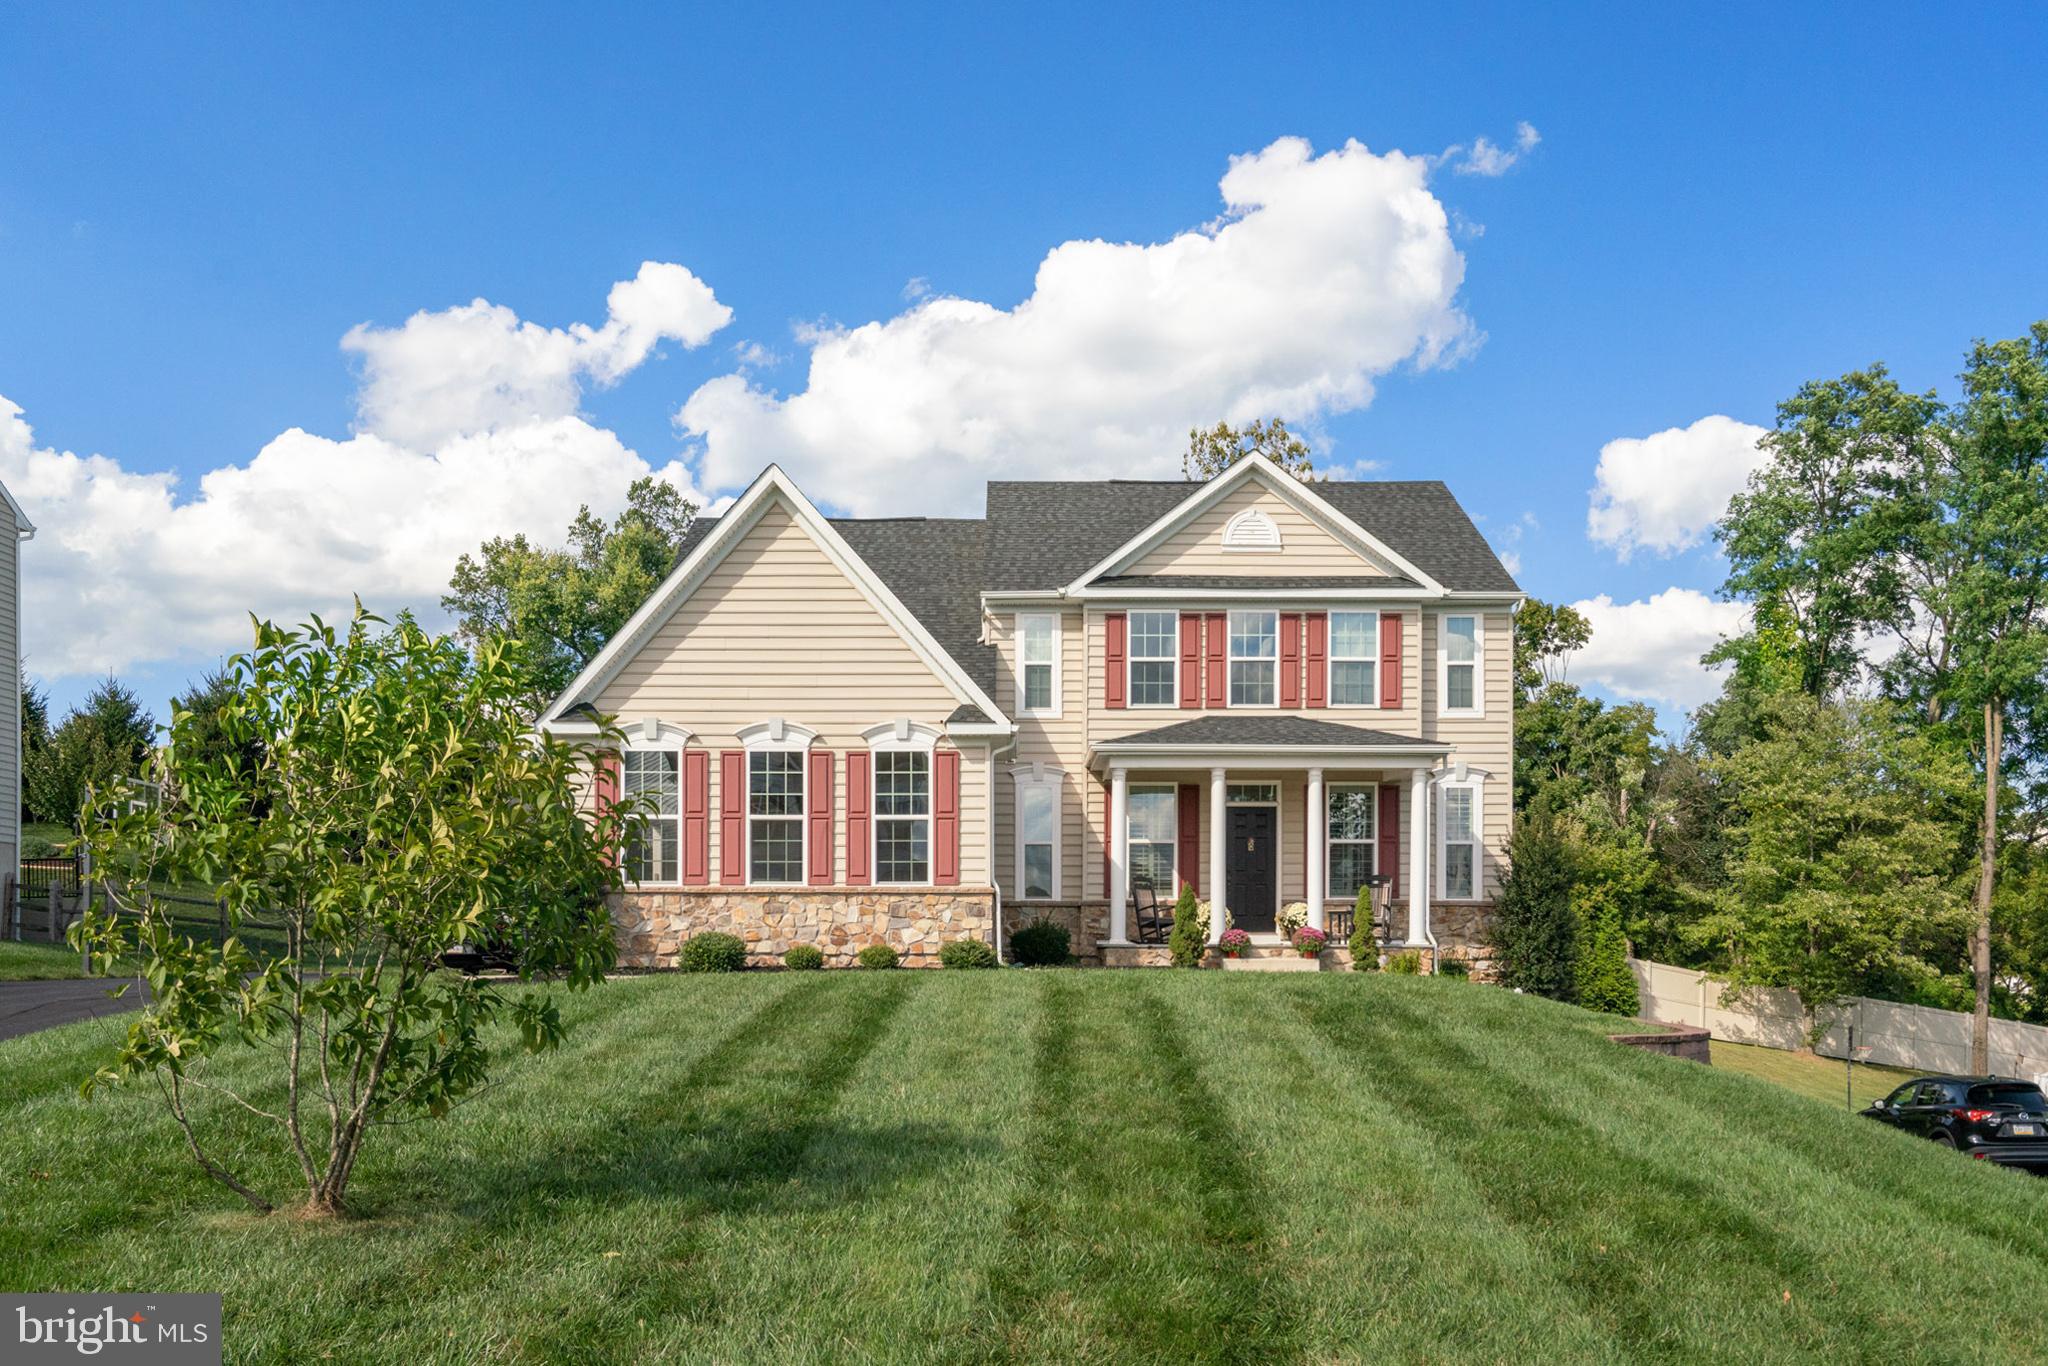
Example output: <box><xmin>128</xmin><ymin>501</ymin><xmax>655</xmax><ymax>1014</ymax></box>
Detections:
<box><xmin>1630</xmin><ymin>958</ymin><xmax>2048</xmax><ymax>1088</ymax></box>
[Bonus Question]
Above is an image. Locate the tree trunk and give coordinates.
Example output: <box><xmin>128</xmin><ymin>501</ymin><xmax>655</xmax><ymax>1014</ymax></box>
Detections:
<box><xmin>1972</xmin><ymin>700</ymin><xmax>2001</xmax><ymax>1074</ymax></box>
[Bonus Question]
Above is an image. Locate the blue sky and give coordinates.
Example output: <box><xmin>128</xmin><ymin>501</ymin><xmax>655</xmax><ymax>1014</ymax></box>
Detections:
<box><xmin>3</xmin><ymin>3</ymin><xmax>2045</xmax><ymax>728</ymax></box>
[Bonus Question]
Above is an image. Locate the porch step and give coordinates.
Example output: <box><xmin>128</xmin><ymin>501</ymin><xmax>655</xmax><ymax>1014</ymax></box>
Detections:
<box><xmin>1217</xmin><ymin>952</ymin><xmax>1324</xmax><ymax>972</ymax></box>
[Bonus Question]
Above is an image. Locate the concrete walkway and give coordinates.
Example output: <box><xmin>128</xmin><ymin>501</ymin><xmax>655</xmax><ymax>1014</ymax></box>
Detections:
<box><xmin>0</xmin><ymin>976</ymin><xmax>148</xmax><ymax>1043</ymax></box>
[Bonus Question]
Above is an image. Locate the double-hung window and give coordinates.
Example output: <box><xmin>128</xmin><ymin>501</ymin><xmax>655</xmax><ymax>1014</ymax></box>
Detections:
<box><xmin>1126</xmin><ymin>785</ymin><xmax>1177</xmax><ymax>893</ymax></box>
<box><xmin>1227</xmin><ymin>610</ymin><xmax>1277</xmax><ymax>706</ymax></box>
<box><xmin>1326</xmin><ymin>785</ymin><xmax>1376</xmax><ymax>900</ymax></box>
<box><xmin>1016</xmin><ymin>772</ymin><xmax>1060</xmax><ymax>899</ymax></box>
<box><xmin>1128</xmin><ymin>611</ymin><xmax>1177</xmax><ymax>706</ymax></box>
<box><xmin>622</xmin><ymin>749</ymin><xmax>679</xmax><ymax>884</ymax></box>
<box><xmin>1440</xmin><ymin>781</ymin><xmax>1479</xmax><ymax>900</ymax></box>
<box><xmin>747</xmin><ymin>751</ymin><xmax>805</xmax><ymax>884</ymax></box>
<box><xmin>874</xmin><ymin>751</ymin><xmax>931</xmax><ymax>883</ymax></box>
<box><xmin>1018</xmin><ymin>614</ymin><xmax>1059</xmax><ymax>715</ymax></box>
<box><xmin>1441</xmin><ymin>614</ymin><xmax>1481</xmax><ymax>713</ymax></box>
<box><xmin>1328</xmin><ymin>611</ymin><xmax>1378</xmax><ymax>706</ymax></box>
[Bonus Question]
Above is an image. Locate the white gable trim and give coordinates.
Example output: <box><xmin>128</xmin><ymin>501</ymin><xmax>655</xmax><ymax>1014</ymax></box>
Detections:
<box><xmin>0</xmin><ymin>476</ymin><xmax>34</xmax><ymax>541</ymax></box>
<box><xmin>539</xmin><ymin>465</ymin><xmax>1009</xmax><ymax>729</ymax></box>
<box><xmin>1059</xmin><ymin>454</ymin><xmax>1445</xmax><ymax>595</ymax></box>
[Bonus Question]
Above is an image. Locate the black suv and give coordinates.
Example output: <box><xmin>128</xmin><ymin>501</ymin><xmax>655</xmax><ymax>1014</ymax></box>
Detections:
<box><xmin>1862</xmin><ymin>1076</ymin><xmax>2048</xmax><ymax>1170</ymax></box>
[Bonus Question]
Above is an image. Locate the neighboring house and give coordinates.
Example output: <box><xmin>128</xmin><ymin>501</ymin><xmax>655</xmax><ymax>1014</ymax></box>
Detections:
<box><xmin>538</xmin><ymin>454</ymin><xmax>1520</xmax><ymax>968</ymax></box>
<box><xmin>0</xmin><ymin>477</ymin><xmax>29</xmax><ymax>899</ymax></box>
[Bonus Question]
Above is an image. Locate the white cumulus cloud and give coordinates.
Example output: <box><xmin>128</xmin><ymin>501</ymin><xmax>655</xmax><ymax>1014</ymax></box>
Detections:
<box><xmin>1</xmin><ymin>265</ymin><xmax>729</xmax><ymax>680</ymax></box>
<box><xmin>1444</xmin><ymin>121</ymin><xmax>1541</xmax><ymax>178</ymax></box>
<box><xmin>1586</xmin><ymin>414</ymin><xmax>1769</xmax><ymax>560</ymax></box>
<box><xmin>1569</xmin><ymin>588</ymin><xmax>1748</xmax><ymax>713</ymax></box>
<box><xmin>677</xmin><ymin>136</ymin><xmax>1478</xmax><ymax>515</ymax></box>
<box><xmin>344</xmin><ymin>261</ymin><xmax>730</xmax><ymax>451</ymax></box>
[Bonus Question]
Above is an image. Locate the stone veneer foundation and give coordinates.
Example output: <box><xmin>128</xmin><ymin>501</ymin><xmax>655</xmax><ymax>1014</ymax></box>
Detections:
<box><xmin>613</xmin><ymin>888</ymin><xmax>996</xmax><ymax>969</ymax></box>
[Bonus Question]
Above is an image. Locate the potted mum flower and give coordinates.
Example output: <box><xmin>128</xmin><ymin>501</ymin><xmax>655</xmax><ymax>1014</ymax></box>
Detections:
<box><xmin>1292</xmin><ymin>925</ymin><xmax>1328</xmax><ymax>959</ymax></box>
<box><xmin>1219</xmin><ymin>927</ymin><xmax>1251</xmax><ymax>958</ymax></box>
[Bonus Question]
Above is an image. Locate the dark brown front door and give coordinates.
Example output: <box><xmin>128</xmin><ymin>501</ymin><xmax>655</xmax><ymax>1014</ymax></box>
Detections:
<box><xmin>1226</xmin><ymin>805</ymin><xmax>1277</xmax><ymax>933</ymax></box>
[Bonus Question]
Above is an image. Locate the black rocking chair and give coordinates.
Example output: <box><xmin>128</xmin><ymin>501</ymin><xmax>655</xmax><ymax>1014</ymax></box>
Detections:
<box><xmin>1132</xmin><ymin>881</ymin><xmax>1173</xmax><ymax>944</ymax></box>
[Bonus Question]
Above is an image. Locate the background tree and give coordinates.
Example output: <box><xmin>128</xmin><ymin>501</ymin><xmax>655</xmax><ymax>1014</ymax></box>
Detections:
<box><xmin>73</xmin><ymin>608</ymin><xmax>627</xmax><ymax>1216</ymax></box>
<box><xmin>169</xmin><ymin>665</ymin><xmax>266</xmax><ymax>777</ymax></box>
<box><xmin>1183</xmin><ymin>417</ymin><xmax>1319</xmax><ymax>480</ymax></box>
<box><xmin>1491</xmin><ymin>817</ymin><xmax>1579</xmax><ymax>1000</ymax></box>
<box><xmin>444</xmin><ymin>477</ymin><xmax>696</xmax><ymax>713</ymax></box>
<box><xmin>1513</xmin><ymin>599</ymin><xmax>1590</xmax><ymax>699</ymax></box>
<box><xmin>25</xmin><ymin>675</ymin><xmax>155</xmax><ymax>826</ymax></box>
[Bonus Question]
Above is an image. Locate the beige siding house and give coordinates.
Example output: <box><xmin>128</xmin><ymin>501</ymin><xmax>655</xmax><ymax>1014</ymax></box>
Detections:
<box><xmin>540</xmin><ymin>455</ymin><xmax>1520</xmax><ymax>969</ymax></box>
<box><xmin>0</xmin><ymin>479</ymin><xmax>30</xmax><ymax>897</ymax></box>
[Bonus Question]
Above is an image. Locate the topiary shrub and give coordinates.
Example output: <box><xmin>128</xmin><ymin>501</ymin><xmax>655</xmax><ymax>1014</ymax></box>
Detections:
<box><xmin>939</xmin><ymin>938</ymin><xmax>998</xmax><ymax>969</ymax></box>
<box><xmin>1386</xmin><ymin>949</ymin><xmax>1423</xmax><ymax>975</ymax></box>
<box><xmin>782</xmin><ymin>943</ymin><xmax>825</xmax><ymax>971</ymax></box>
<box><xmin>1167</xmin><ymin>883</ymin><xmax>1209</xmax><ymax>967</ymax></box>
<box><xmin>856</xmin><ymin>942</ymin><xmax>900</xmax><ymax>970</ymax></box>
<box><xmin>1575</xmin><ymin>901</ymin><xmax>1640</xmax><ymax>1015</ymax></box>
<box><xmin>1438</xmin><ymin>955</ymin><xmax>1472</xmax><ymax>979</ymax></box>
<box><xmin>1491</xmin><ymin>816</ymin><xmax>1579</xmax><ymax>1001</ymax></box>
<box><xmin>680</xmin><ymin>931</ymin><xmax>748</xmax><ymax>973</ymax></box>
<box><xmin>1348</xmin><ymin>887</ymin><xmax>1378</xmax><ymax>969</ymax></box>
<box><xmin>1009</xmin><ymin>918</ymin><xmax>1071</xmax><ymax>967</ymax></box>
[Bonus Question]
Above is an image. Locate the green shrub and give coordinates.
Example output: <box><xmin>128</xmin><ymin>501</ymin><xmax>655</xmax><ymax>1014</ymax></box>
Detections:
<box><xmin>679</xmin><ymin>932</ymin><xmax>748</xmax><ymax>973</ymax></box>
<box><xmin>856</xmin><ymin>943</ymin><xmax>900</xmax><ymax>970</ymax></box>
<box><xmin>939</xmin><ymin>938</ymin><xmax>998</xmax><ymax>969</ymax></box>
<box><xmin>782</xmin><ymin>943</ymin><xmax>825</xmax><ymax>971</ymax></box>
<box><xmin>1575</xmin><ymin>901</ymin><xmax>1640</xmax><ymax>1016</ymax></box>
<box><xmin>1386</xmin><ymin>950</ymin><xmax>1423</xmax><ymax>975</ymax></box>
<box><xmin>1167</xmin><ymin>883</ymin><xmax>1208</xmax><ymax>967</ymax></box>
<box><xmin>1438</xmin><ymin>956</ymin><xmax>1472</xmax><ymax>979</ymax></box>
<box><xmin>1348</xmin><ymin>887</ymin><xmax>1377</xmax><ymax>969</ymax></box>
<box><xmin>1491</xmin><ymin>816</ymin><xmax>1579</xmax><ymax>1001</ymax></box>
<box><xmin>1009</xmin><ymin>918</ymin><xmax>1071</xmax><ymax>967</ymax></box>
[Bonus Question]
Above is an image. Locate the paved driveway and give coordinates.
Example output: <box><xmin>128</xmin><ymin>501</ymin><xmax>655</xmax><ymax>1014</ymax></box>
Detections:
<box><xmin>0</xmin><ymin>977</ymin><xmax>147</xmax><ymax>1043</ymax></box>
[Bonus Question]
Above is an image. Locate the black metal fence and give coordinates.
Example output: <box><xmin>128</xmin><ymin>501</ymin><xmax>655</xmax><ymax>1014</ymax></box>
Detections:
<box><xmin>21</xmin><ymin>855</ymin><xmax>81</xmax><ymax>901</ymax></box>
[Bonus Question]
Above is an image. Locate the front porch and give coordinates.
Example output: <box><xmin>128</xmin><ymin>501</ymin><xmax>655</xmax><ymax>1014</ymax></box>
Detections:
<box><xmin>1087</xmin><ymin>716</ymin><xmax>1463</xmax><ymax>964</ymax></box>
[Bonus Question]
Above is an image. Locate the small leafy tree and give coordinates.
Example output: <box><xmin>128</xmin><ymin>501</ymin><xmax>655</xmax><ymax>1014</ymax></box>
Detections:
<box><xmin>1183</xmin><ymin>418</ymin><xmax>1319</xmax><ymax>481</ymax></box>
<box><xmin>1168</xmin><ymin>883</ymin><xmax>1208</xmax><ymax>967</ymax></box>
<box><xmin>72</xmin><ymin>607</ymin><xmax>625</xmax><ymax>1216</ymax></box>
<box><xmin>1490</xmin><ymin>817</ymin><xmax>1579</xmax><ymax>1000</ymax></box>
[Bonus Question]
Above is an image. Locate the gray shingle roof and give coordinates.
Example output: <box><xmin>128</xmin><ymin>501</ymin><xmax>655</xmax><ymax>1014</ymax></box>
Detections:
<box><xmin>1089</xmin><ymin>573</ymin><xmax>1419</xmax><ymax>591</ymax></box>
<box><xmin>1098</xmin><ymin>716</ymin><xmax>1442</xmax><ymax>748</ymax></box>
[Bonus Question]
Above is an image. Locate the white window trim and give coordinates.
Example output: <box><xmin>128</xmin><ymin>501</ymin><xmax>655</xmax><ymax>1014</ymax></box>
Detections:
<box><xmin>1435</xmin><ymin>772</ymin><xmax>1486</xmax><ymax>902</ymax></box>
<box><xmin>620</xmin><ymin>734</ymin><xmax>687</xmax><ymax>887</ymax></box>
<box><xmin>1437</xmin><ymin>612</ymin><xmax>1484</xmax><ymax>717</ymax></box>
<box><xmin>1326</xmin><ymin>610</ymin><xmax>1381</xmax><ymax>709</ymax></box>
<box><xmin>865</xmin><ymin>720</ymin><xmax>939</xmax><ymax>887</ymax></box>
<box><xmin>1226</xmin><ymin>609</ymin><xmax>1280</xmax><ymax>709</ymax></box>
<box><xmin>1126</xmin><ymin>782</ymin><xmax>1180</xmax><ymax>896</ymax></box>
<box><xmin>1011</xmin><ymin>763</ymin><xmax>1065</xmax><ymax>902</ymax></box>
<box><xmin>1126</xmin><ymin>609</ymin><xmax>1180</xmax><ymax>709</ymax></box>
<box><xmin>1325</xmin><ymin>781</ymin><xmax>1379</xmax><ymax>901</ymax></box>
<box><xmin>1015</xmin><ymin>613</ymin><xmax>1062</xmax><ymax>718</ymax></box>
<box><xmin>739</xmin><ymin>719</ymin><xmax>816</xmax><ymax>887</ymax></box>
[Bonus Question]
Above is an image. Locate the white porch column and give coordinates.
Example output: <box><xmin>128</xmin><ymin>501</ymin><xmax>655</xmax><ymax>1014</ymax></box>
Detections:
<box><xmin>1407</xmin><ymin>767</ymin><xmax>1431</xmax><ymax>945</ymax></box>
<box><xmin>1305</xmin><ymin>767</ymin><xmax>1326</xmax><ymax>932</ymax></box>
<box><xmin>1108</xmin><ymin>765</ymin><xmax>1131</xmax><ymax>945</ymax></box>
<box><xmin>1208</xmin><ymin>767</ymin><xmax>1228</xmax><ymax>943</ymax></box>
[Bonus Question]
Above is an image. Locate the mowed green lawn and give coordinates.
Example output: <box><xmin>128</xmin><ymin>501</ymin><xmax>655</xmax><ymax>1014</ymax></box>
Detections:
<box><xmin>4</xmin><ymin>972</ymin><xmax>2047</xmax><ymax>1363</ymax></box>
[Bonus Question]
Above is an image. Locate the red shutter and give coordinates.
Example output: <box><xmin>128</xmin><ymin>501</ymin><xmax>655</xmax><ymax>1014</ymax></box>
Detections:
<box><xmin>1104</xmin><ymin>612</ymin><xmax>1127</xmax><ymax>709</ymax></box>
<box><xmin>1204</xmin><ymin>613</ymin><xmax>1227</xmax><ymax>707</ymax></box>
<box><xmin>1177</xmin><ymin>782</ymin><xmax>1200</xmax><ymax>896</ymax></box>
<box><xmin>934</xmin><ymin>749</ymin><xmax>961</xmax><ymax>885</ymax></box>
<box><xmin>682</xmin><ymin>750</ymin><xmax>710</xmax><ymax>885</ymax></box>
<box><xmin>1305</xmin><ymin>613</ymin><xmax>1328</xmax><ymax>709</ymax></box>
<box><xmin>845</xmin><ymin>751</ymin><xmax>872</xmax><ymax>885</ymax></box>
<box><xmin>719</xmin><ymin>750</ymin><xmax>745</xmax><ymax>885</ymax></box>
<box><xmin>1380</xmin><ymin>612</ymin><xmax>1403</xmax><ymax>709</ymax></box>
<box><xmin>594</xmin><ymin>752</ymin><xmax>621</xmax><ymax>868</ymax></box>
<box><xmin>808</xmin><ymin>750</ymin><xmax>835</xmax><ymax>885</ymax></box>
<box><xmin>1280</xmin><ymin>613</ymin><xmax>1302</xmax><ymax>708</ymax></box>
<box><xmin>1377</xmin><ymin>784</ymin><xmax>1400</xmax><ymax>899</ymax></box>
<box><xmin>1178</xmin><ymin>614</ymin><xmax>1202</xmax><ymax>709</ymax></box>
